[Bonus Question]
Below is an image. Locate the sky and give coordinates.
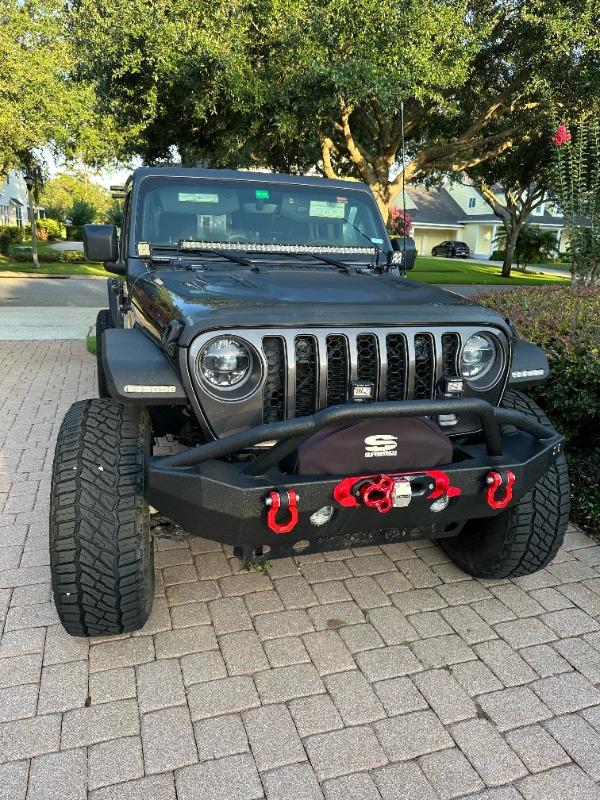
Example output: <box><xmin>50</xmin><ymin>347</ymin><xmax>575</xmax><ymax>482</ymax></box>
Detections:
<box><xmin>42</xmin><ymin>147</ymin><xmax>142</xmax><ymax>189</ymax></box>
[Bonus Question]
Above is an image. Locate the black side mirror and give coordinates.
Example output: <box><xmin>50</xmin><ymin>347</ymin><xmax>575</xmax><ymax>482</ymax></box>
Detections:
<box><xmin>390</xmin><ymin>236</ymin><xmax>417</xmax><ymax>270</ymax></box>
<box><xmin>83</xmin><ymin>224</ymin><xmax>119</xmax><ymax>264</ymax></box>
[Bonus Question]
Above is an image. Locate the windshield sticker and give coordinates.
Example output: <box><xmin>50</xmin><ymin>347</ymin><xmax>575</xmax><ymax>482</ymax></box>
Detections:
<box><xmin>370</xmin><ymin>238</ymin><xmax>384</xmax><ymax>244</ymax></box>
<box><xmin>309</xmin><ymin>200</ymin><xmax>346</xmax><ymax>219</ymax></box>
<box><xmin>137</xmin><ymin>241</ymin><xmax>151</xmax><ymax>256</ymax></box>
<box><xmin>336</xmin><ymin>196</ymin><xmax>348</xmax><ymax>203</ymax></box>
<box><xmin>255</xmin><ymin>189</ymin><xmax>270</xmax><ymax>200</ymax></box>
<box><xmin>178</xmin><ymin>192</ymin><xmax>219</xmax><ymax>203</ymax></box>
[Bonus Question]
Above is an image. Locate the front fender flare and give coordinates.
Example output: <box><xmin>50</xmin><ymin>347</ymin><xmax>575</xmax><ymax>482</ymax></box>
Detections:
<box><xmin>102</xmin><ymin>328</ymin><xmax>187</xmax><ymax>405</ymax></box>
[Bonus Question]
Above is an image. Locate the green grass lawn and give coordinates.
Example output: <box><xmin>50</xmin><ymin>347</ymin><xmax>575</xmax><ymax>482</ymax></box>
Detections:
<box><xmin>409</xmin><ymin>256</ymin><xmax>570</xmax><ymax>285</ymax></box>
<box><xmin>0</xmin><ymin>252</ymin><xmax>106</xmax><ymax>277</ymax></box>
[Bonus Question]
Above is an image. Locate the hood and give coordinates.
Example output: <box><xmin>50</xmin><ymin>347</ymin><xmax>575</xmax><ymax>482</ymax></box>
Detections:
<box><xmin>130</xmin><ymin>264</ymin><xmax>509</xmax><ymax>346</ymax></box>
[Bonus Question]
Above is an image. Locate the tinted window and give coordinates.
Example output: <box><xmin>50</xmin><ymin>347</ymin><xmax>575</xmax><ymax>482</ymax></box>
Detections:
<box><xmin>136</xmin><ymin>177</ymin><xmax>387</xmax><ymax>249</ymax></box>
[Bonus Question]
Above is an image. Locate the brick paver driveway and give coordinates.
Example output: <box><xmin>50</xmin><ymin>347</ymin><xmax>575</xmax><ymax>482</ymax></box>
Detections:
<box><xmin>2</xmin><ymin>340</ymin><xmax>600</xmax><ymax>800</ymax></box>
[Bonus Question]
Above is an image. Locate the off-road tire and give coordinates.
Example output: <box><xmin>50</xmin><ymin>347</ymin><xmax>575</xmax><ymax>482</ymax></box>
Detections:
<box><xmin>441</xmin><ymin>390</ymin><xmax>570</xmax><ymax>578</ymax></box>
<box><xmin>49</xmin><ymin>399</ymin><xmax>154</xmax><ymax>636</ymax></box>
<box><xmin>95</xmin><ymin>309</ymin><xmax>112</xmax><ymax>398</ymax></box>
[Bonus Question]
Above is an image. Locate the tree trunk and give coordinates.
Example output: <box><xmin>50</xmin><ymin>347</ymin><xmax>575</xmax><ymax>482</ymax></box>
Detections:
<box><xmin>501</xmin><ymin>218</ymin><xmax>523</xmax><ymax>278</ymax></box>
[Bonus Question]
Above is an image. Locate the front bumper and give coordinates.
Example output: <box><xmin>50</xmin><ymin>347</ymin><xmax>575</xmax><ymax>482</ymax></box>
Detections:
<box><xmin>147</xmin><ymin>397</ymin><xmax>564</xmax><ymax>558</ymax></box>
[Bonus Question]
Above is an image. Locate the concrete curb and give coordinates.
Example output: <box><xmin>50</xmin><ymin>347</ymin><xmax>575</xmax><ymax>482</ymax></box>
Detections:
<box><xmin>0</xmin><ymin>271</ymin><xmax>106</xmax><ymax>280</ymax></box>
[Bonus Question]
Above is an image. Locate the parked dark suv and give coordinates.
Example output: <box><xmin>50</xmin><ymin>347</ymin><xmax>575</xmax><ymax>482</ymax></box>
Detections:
<box><xmin>431</xmin><ymin>240</ymin><xmax>471</xmax><ymax>258</ymax></box>
<box><xmin>48</xmin><ymin>167</ymin><xmax>569</xmax><ymax>636</ymax></box>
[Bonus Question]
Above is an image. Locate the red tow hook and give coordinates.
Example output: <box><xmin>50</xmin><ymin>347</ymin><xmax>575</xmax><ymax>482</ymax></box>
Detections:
<box><xmin>334</xmin><ymin>470</ymin><xmax>461</xmax><ymax>514</ymax></box>
<box><xmin>485</xmin><ymin>470</ymin><xmax>515</xmax><ymax>510</ymax></box>
<box><xmin>357</xmin><ymin>475</ymin><xmax>395</xmax><ymax>514</ymax></box>
<box><xmin>266</xmin><ymin>489</ymin><xmax>299</xmax><ymax>534</ymax></box>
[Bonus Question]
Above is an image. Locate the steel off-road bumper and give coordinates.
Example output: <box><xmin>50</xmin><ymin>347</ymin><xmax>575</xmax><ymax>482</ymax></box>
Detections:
<box><xmin>147</xmin><ymin>398</ymin><xmax>564</xmax><ymax>560</ymax></box>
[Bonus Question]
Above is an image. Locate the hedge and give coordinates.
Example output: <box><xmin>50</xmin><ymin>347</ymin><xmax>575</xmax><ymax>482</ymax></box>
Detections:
<box><xmin>0</xmin><ymin>225</ymin><xmax>27</xmax><ymax>254</ymax></box>
<box><xmin>12</xmin><ymin>247</ymin><xmax>86</xmax><ymax>264</ymax></box>
<box><xmin>473</xmin><ymin>286</ymin><xmax>600</xmax><ymax>536</ymax></box>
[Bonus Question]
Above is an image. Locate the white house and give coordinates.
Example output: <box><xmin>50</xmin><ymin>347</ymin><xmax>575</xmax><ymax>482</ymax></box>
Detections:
<box><xmin>391</xmin><ymin>181</ymin><xmax>567</xmax><ymax>259</ymax></box>
<box><xmin>0</xmin><ymin>170</ymin><xmax>45</xmax><ymax>227</ymax></box>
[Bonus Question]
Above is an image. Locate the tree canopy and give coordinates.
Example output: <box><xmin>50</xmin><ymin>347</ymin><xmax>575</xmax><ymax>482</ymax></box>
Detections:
<box><xmin>40</xmin><ymin>172</ymin><xmax>112</xmax><ymax>223</ymax></box>
<box><xmin>0</xmin><ymin>0</ymin><xmax>120</xmax><ymax>181</ymax></box>
<box><xmin>73</xmin><ymin>0</ymin><xmax>600</xmax><ymax>216</ymax></box>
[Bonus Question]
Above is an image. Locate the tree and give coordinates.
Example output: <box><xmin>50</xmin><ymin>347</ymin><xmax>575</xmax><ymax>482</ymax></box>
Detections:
<box><xmin>40</xmin><ymin>173</ymin><xmax>112</xmax><ymax>223</ymax></box>
<box><xmin>494</xmin><ymin>224</ymin><xmax>559</xmax><ymax>271</ymax></box>
<box><xmin>73</xmin><ymin>0</ymin><xmax>600</xmax><ymax>218</ymax></box>
<box><xmin>69</xmin><ymin>199</ymin><xmax>97</xmax><ymax>226</ymax></box>
<box><xmin>104</xmin><ymin>200</ymin><xmax>124</xmax><ymax>228</ymax></box>
<box><xmin>0</xmin><ymin>0</ymin><xmax>117</xmax><ymax>180</ymax></box>
<box><xmin>465</xmin><ymin>139</ymin><xmax>554</xmax><ymax>276</ymax></box>
<box><xmin>552</xmin><ymin>118</ymin><xmax>600</xmax><ymax>285</ymax></box>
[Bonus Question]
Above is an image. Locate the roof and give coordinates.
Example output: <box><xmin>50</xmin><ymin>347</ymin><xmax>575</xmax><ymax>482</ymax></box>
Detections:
<box><xmin>128</xmin><ymin>167</ymin><xmax>374</xmax><ymax>196</ymax></box>
<box><xmin>399</xmin><ymin>185</ymin><xmax>565</xmax><ymax>228</ymax></box>
<box><xmin>401</xmin><ymin>186</ymin><xmax>466</xmax><ymax>226</ymax></box>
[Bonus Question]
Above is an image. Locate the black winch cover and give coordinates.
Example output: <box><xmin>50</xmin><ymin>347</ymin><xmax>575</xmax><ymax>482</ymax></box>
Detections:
<box><xmin>288</xmin><ymin>417</ymin><xmax>453</xmax><ymax>476</ymax></box>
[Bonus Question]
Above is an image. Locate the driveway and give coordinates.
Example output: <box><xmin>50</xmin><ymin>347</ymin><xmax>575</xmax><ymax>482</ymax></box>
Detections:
<box><xmin>0</xmin><ymin>277</ymin><xmax>105</xmax><ymax>340</ymax></box>
<box><xmin>1</xmin><ymin>339</ymin><xmax>600</xmax><ymax>800</ymax></box>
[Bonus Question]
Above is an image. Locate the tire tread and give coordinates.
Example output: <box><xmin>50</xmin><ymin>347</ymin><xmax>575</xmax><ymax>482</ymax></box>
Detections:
<box><xmin>49</xmin><ymin>399</ymin><xmax>154</xmax><ymax>636</ymax></box>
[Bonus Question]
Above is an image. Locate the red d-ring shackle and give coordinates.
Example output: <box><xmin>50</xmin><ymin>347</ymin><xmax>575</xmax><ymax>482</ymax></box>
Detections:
<box><xmin>266</xmin><ymin>489</ymin><xmax>299</xmax><ymax>534</ymax></box>
<box><xmin>485</xmin><ymin>470</ymin><xmax>515</xmax><ymax>510</ymax></box>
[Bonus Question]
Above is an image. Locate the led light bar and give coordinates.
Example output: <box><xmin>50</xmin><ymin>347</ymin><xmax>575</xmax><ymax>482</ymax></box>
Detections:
<box><xmin>178</xmin><ymin>240</ymin><xmax>379</xmax><ymax>256</ymax></box>
<box><xmin>124</xmin><ymin>385</ymin><xmax>178</xmax><ymax>393</ymax></box>
<box><xmin>511</xmin><ymin>369</ymin><xmax>545</xmax><ymax>379</ymax></box>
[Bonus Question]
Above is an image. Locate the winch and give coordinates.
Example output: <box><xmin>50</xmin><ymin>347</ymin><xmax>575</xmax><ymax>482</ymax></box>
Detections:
<box><xmin>333</xmin><ymin>470</ymin><xmax>462</xmax><ymax>514</ymax></box>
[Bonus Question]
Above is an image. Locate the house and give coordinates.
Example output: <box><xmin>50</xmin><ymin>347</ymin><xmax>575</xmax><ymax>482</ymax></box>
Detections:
<box><xmin>391</xmin><ymin>182</ymin><xmax>567</xmax><ymax>259</ymax></box>
<box><xmin>0</xmin><ymin>170</ymin><xmax>45</xmax><ymax>228</ymax></box>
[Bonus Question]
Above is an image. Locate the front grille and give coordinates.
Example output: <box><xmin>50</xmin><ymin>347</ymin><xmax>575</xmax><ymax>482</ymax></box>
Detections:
<box><xmin>257</xmin><ymin>328</ymin><xmax>472</xmax><ymax>423</ymax></box>
<box><xmin>356</xmin><ymin>334</ymin><xmax>378</xmax><ymax>387</ymax></box>
<box><xmin>385</xmin><ymin>334</ymin><xmax>407</xmax><ymax>400</ymax></box>
<box><xmin>414</xmin><ymin>334</ymin><xmax>435</xmax><ymax>399</ymax></box>
<box><xmin>326</xmin><ymin>335</ymin><xmax>349</xmax><ymax>407</ymax></box>
<box><xmin>294</xmin><ymin>336</ymin><xmax>318</xmax><ymax>416</ymax></box>
<box><xmin>262</xmin><ymin>336</ymin><xmax>286</xmax><ymax>423</ymax></box>
<box><xmin>442</xmin><ymin>333</ymin><xmax>460</xmax><ymax>377</ymax></box>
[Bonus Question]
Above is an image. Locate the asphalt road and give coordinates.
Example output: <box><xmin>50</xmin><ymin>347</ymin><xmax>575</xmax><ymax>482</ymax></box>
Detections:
<box><xmin>0</xmin><ymin>276</ymin><xmax>107</xmax><ymax>307</ymax></box>
<box><xmin>0</xmin><ymin>277</ymin><xmax>105</xmax><ymax>339</ymax></box>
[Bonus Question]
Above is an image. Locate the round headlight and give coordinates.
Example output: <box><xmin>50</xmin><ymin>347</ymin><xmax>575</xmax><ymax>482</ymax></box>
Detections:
<box><xmin>460</xmin><ymin>333</ymin><xmax>497</xmax><ymax>380</ymax></box>
<box><xmin>200</xmin><ymin>338</ymin><xmax>251</xmax><ymax>388</ymax></box>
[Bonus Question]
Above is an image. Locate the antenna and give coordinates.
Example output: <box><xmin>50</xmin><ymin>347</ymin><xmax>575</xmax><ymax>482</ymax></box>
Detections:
<box><xmin>400</xmin><ymin>101</ymin><xmax>407</xmax><ymax>276</ymax></box>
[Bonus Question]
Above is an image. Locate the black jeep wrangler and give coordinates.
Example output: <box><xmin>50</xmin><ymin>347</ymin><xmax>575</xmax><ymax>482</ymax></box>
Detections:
<box><xmin>49</xmin><ymin>167</ymin><xmax>570</xmax><ymax>636</ymax></box>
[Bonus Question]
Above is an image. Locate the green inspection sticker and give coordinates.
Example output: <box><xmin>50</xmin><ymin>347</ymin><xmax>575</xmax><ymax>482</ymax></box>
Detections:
<box><xmin>255</xmin><ymin>189</ymin><xmax>270</xmax><ymax>200</ymax></box>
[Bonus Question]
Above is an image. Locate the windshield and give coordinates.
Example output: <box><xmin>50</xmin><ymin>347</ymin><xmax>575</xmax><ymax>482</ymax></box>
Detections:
<box><xmin>136</xmin><ymin>176</ymin><xmax>387</xmax><ymax>251</ymax></box>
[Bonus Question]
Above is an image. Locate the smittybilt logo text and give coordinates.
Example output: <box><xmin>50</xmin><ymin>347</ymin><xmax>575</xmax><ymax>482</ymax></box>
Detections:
<box><xmin>364</xmin><ymin>434</ymin><xmax>398</xmax><ymax>458</ymax></box>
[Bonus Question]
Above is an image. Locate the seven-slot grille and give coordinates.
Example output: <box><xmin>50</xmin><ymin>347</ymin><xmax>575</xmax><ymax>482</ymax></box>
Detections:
<box><xmin>262</xmin><ymin>329</ymin><xmax>462</xmax><ymax>422</ymax></box>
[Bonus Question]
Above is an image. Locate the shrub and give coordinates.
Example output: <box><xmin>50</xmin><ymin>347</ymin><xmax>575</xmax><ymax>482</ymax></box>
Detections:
<box><xmin>473</xmin><ymin>286</ymin><xmax>600</xmax><ymax>535</ymax></box>
<box><xmin>25</xmin><ymin>218</ymin><xmax>65</xmax><ymax>242</ymax></box>
<box><xmin>58</xmin><ymin>249</ymin><xmax>86</xmax><ymax>263</ymax></box>
<box><xmin>494</xmin><ymin>225</ymin><xmax>558</xmax><ymax>271</ymax></box>
<box><xmin>11</xmin><ymin>247</ymin><xmax>86</xmax><ymax>264</ymax></box>
<box><xmin>12</xmin><ymin>247</ymin><xmax>60</xmax><ymax>263</ymax></box>
<box><xmin>0</xmin><ymin>225</ymin><xmax>27</xmax><ymax>254</ymax></box>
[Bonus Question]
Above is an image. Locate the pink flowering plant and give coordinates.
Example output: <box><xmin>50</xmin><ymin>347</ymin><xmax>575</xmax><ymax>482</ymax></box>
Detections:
<box><xmin>552</xmin><ymin>119</ymin><xmax>600</xmax><ymax>285</ymax></box>
<box><xmin>388</xmin><ymin>206</ymin><xmax>413</xmax><ymax>238</ymax></box>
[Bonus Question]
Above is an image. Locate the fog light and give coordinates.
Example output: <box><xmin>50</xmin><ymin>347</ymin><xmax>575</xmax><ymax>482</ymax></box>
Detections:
<box><xmin>310</xmin><ymin>506</ymin><xmax>335</xmax><ymax>526</ymax></box>
<box><xmin>430</xmin><ymin>495</ymin><xmax>450</xmax><ymax>513</ymax></box>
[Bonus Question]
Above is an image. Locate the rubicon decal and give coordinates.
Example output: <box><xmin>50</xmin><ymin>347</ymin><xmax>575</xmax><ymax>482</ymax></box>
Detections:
<box><xmin>364</xmin><ymin>434</ymin><xmax>398</xmax><ymax>458</ymax></box>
